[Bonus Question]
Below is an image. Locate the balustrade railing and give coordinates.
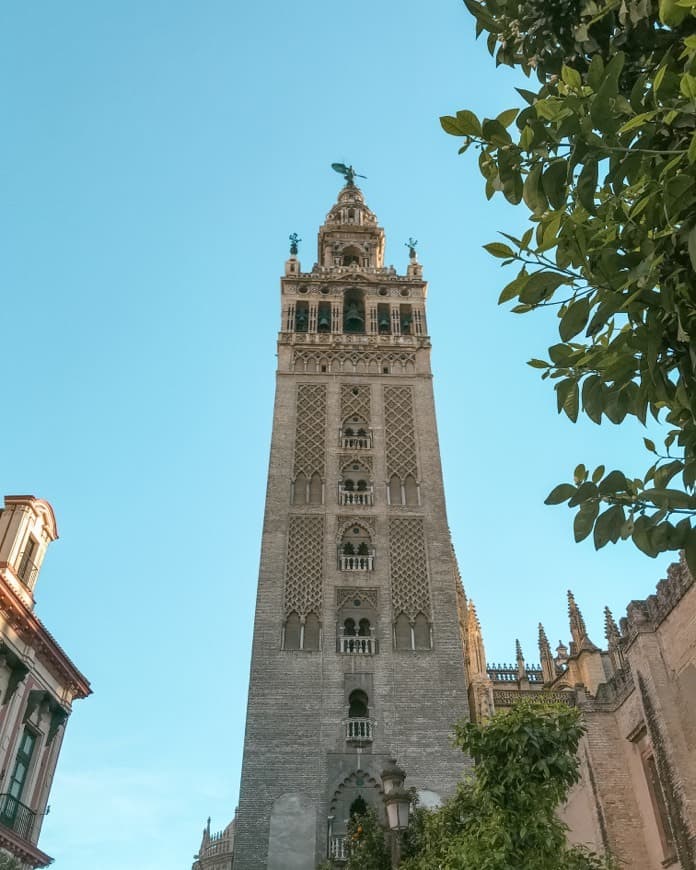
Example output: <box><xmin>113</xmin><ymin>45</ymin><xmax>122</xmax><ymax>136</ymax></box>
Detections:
<box><xmin>329</xmin><ymin>836</ymin><xmax>349</xmax><ymax>861</ymax></box>
<box><xmin>339</xmin><ymin>635</ymin><xmax>376</xmax><ymax>655</ymax></box>
<box><xmin>16</xmin><ymin>552</ymin><xmax>39</xmax><ymax>587</ymax></box>
<box><xmin>341</xmin><ymin>435</ymin><xmax>372</xmax><ymax>449</ymax></box>
<box><xmin>339</xmin><ymin>554</ymin><xmax>374</xmax><ymax>571</ymax></box>
<box><xmin>0</xmin><ymin>793</ymin><xmax>36</xmax><ymax>841</ymax></box>
<box><xmin>345</xmin><ymin>717</ymin><xmax>374</xmax><ymax>743</ymax></box>
<box><xmin>338</xmin><ymin>488</ymin><xmax>373</xmax><ymax>506</ymax></box>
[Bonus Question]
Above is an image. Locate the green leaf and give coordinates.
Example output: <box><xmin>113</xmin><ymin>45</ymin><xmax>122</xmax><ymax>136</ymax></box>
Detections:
<box><xmin>665</xmin><ymin>175</ymin><xmax>695</xmax><ymax>220</ymax></box>
<box><xmin>496</xmin><ymin>108</ymin><xmax>519</xmax><ymax>127</ymax></box>
<box><xmin>574</xmin><ymin>463</ymin><xmax>587</xmax><ymax>485</ymax></box>
<box><xmin>577</xmin><ymin>160</ymin><xmax>598</xmax><ymax>214</ymax></box>
<box><xmin>484</xmin><ymin>242</ymin><xmax>516</xmax><ymax>259</ymax></box>
<box><xmin>528</xmin><ymin>358</ymin><xmax>551</xmax><ymax>368</ymax></box>
<box><xmin>599</xmin><ymin>470</ymin><xmax>628</xmax><ymax>494</ymax></box>
<box><xmin>561</xmin><ymin>65</ymin><xmax>582</xmax><ymax>90</ymax></box>
<box><xmin>591</xmin><ymin>465</ymin><xmax>606</xmax><ymax>484</ymax></box>
<box><xmin>559</xmin><ymin>297</ymin><xmax>591</xmax><ymax>341</ymax></box>
<box><xmin>644</xmin><ymin>437</ymin><xmax>657</xmax><ymax>453</ymax></box>
<box><xmin>568</xmin><ymin>480</ymin><xmax>598</xmax><ymax>507</ymax></box>
<box><xmin>593</xmin><ymin>504</ymin><xmax>626</xmax><ymax>549</ymax></box>
<box><xmin>587</xmin><ymin>56</ymin><xmax>605</xmax><ymax>92</ymax></box>
<box><xmin>440</xmin><ymin>115</ymin><xmax>467</xmax><ymax>136</ymax></box>
<box><xmin>542</xmin><ymin>161</ymin><xmax>568</xmax><ymax>210</ymax></box>
<box><xmin>688</xmin><ymin>225</ymin><xmax>696</xmax><ymax>271</ymax></box>
<box><xmin>688</xmin><ymin>131</ymin><xmax>696</xmax><ymax>165</ymax></box>
<box><xmin>519</xmin><ymin>271</ymin><xmax>569</xmax><ymax>305</ymax></box>
<box><xmin>574</xmin><ymin>501</ymin><xmax>599</xmax><ymax>542</ymax></box>
<box><xmin>481</xmin><ymin>118</ymin><xmax>512</xmax><ymax>146</ymax></box>
<box><xmin>455</xmin><ymin>109</ymin><xmax>482</xmax><ymax>136</ymax></box>
<box><xmin>680</xmin><ymin>73</ymin><xmax>696</xmax><ymax>100</ymax></box>
<box><xmin>523</xmin><ymin>163</ymin><xmax>546</xmax><ymax>213</ymax></box>
<box><xmin>618</xmin><ymin>110</ymin><xmax>659</xmax><ymax>134</ymax></box>
<box><xmin>545</xmin><ymin>483</ymin><xmax>577</xmax><ymax>505</ymax></box>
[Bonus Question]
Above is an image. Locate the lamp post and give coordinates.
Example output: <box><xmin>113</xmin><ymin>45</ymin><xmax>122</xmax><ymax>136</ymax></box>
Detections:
<box><xmin>381</xmin><ymin>758</ymin><xmax>411</xmax><ymax>869</ymax></box>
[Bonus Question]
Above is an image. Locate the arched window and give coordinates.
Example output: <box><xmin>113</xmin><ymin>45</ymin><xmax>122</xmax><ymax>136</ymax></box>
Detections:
<box><xmin>389</xmin><ymin>475</ymin><xmax>402</xmax><ymax>506</ymax></box>
<box><xmin>344</xmin><ymin>478</ymin><xmax>355</xmax><ymax>492</ymax></box>
<box><xmin>356</xmin><ymin>479</ymin><xmax>367</xmax><ymax>492</ymax></box>
<box><xmin>343</xmin><ymin>289</ymin><xmax>365</xmax><ymax>333</ymax></box>
<box><xmin>317</xmin><ymin>302</ymin><xmax>331</xmax><ymax>333</ymax></box>
<box><xmin>293</xmin><ymin>473</ymin><xmax>307</xmax><ymax>505</ymax></box>
<box><xmin>343</xmin><ymin>618</ymin><xmax>356</xmax><ymax>637</ymax></box>
<box><xmin>414</xmin><ymin>613</ymin><xmax>430</xmax><ymax>650</ymax></box>
<box><xmin>309</xmin><ymin>473</ymin><xmax>322</xmax><ymax>505</ymax></box>
<box><xmin>394</xmin><ymin>613</ymin><xmax>411</xmax><ymax>650</ymax></box>
<box><xmin>405</xmin><ymin>475</ymin><xmax>418</xmax><ymax>506</ymax></box>
<box><xmin>348</xmin><ymin>690</ymin><xmax>369</xmax><ymax>718</ymax></box>
<box><xmin>358</xmin><ymin>618</ymin><xmax>371</xmax><ymax>637</ymax></box>
<box><xmin>284</xmin><ymin>612</ymin><xmax>301</xmax><ymax>650</ymax></box>
<box><xmin>304</xmin><ymin>613</ymin><xmax>320</xmax><ymax>651</ymax></box>
<box><xmin>349</xmin><ymin>796</ymin><xmax>367</xmax><ymax>817</ymax></box>
<box><xmin>295</xmin><ymin>301</ymin><xmax>309</xmax><ymax>332</ymax></box>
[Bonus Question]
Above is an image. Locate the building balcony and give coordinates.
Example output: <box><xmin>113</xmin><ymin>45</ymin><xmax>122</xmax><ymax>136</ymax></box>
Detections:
<box><xmin>0</xmin><ymin>794</ymin><xmax>36</xmax><ymax>842</ymax></box>
<box><xmin>345</xmin><ymin>717</ymin><xmax>374</xmax><ymax>743</ymax></box>
<box><xmin>329</xmin><ymin>835</ymin><xmax>349</xmax><ymax>862</ymax></box>
<box><xmin>16</xmin><ymin>552</ymin><xmax>38</xmax><ymax>588</ymax></box>
<box><xmin>338</xmin><ymin>487</ymin><xmax>373</xmax><ymax>506</ymax></box>
<box><xmin>338</xmin><ymin>554</ymin><xmax>374</xmax><ymax>571</ymax></box>
<box><xmin>341</xmin><ymin>434</ymin><xmax>372</xmax><ymax>450</ymax></box>
<box><xmin>338</xmin><ymin>634</ymin><xmax>377</xmax><ymax>655</ymax></box>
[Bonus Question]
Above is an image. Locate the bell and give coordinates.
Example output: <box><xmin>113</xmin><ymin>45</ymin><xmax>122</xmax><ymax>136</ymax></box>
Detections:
<box><xmin>345</xmin><ymin>303</ymin><xmax>364</xmax><ymax>330</ymax></box>
<box><xmin>318</xmin><ymin>313</ymin><xmax>331</xmax><ymax>331</ymax></box>
<box><xmin>296</xmin><ymin>311</ymin><xmax>308</xmax><ymax>331</ymax></box>
<box><xmin>378</xmin><ymin>314</ymin><xmax>390</xmax><ymax>332</ymax></box>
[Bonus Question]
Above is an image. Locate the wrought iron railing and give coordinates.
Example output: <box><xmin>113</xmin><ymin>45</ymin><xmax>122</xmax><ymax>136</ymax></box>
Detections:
<box><xmin>16</xmin><ymin>552</ymin><xmax>39</xmax><ymax>587</ymax></box>
<box><xmin>0</xmin><ymin>793</ymin><xmax>36</xmax><ymax>840</ymax></box>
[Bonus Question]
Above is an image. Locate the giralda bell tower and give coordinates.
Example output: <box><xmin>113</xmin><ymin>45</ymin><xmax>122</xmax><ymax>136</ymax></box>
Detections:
<box><xmin>233</xmin><ymin>172</ymin><xmax>470</xmax><ymax>869</ymax></box>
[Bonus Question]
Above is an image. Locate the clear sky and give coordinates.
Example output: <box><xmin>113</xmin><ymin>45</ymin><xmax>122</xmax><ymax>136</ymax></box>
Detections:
<box><xmin>0</xmin><ymin>3</ymin><xmax>674</xmax><ymax>869</ymax></box>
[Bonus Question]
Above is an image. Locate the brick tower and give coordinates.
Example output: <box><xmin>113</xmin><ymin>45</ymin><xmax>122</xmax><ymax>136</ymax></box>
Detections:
<box><xmin>232</xmin><ymin>175</ymin><xmax>470</xmax><ymax>869</ymax></box>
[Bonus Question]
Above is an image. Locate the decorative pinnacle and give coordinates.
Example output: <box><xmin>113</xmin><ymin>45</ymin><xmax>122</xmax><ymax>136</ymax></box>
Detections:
<box><xmin>568</xmin><ymin>590</ymin><xmax>598</xmax><ymax>652</ymax></box>
<box><xmin>538</xmin><ymin>623</ymin><xmax>552</xmax><ymax>656</ymax></box>
<box><xmin>604</xmin><ymin>606</ymin><xmax>621</xmax><ymax>644</ymax></box>
<box><xmin>289</xmin><ymin>233</ymin><xmax>301</xmax><ymax>256</ymax></box>
<box><xmin>515</xmin><ymin>639</ymin><xmax>524</xmax><ymax>661</ymax></box>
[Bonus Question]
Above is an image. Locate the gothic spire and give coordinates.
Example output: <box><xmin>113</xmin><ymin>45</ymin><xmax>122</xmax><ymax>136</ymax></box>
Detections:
<box><xmin>604</xmin><ymin>606</ymin><xmax>621</xmax><ymax>646</ymax></box>
<box><xmin>515</xmin><ymin>638</ymin><xmax>528</xmax><ymax>680</ymax></box>
<box><xmin>538</xmin><ymin>623</ymin><xmax>556</xmax><ymax>683</ymax></box>
<box><xmin>567</xmin><ymin>590</ymin><xmax>598</xmax><ymax>653</ymax></box>
<box><xmin>466</xmin><ymin>600</ymin><xmax>487</xmax><ymax>677</ymax></box>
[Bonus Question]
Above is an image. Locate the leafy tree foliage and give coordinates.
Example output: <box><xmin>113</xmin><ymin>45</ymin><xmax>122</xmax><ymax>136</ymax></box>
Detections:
<box><xmin>400</xmin><ymin>702</ymin><xmax>616</xmax><ymax>870</ymax></box>
<box><xmin>442</xmin><ymin>0</ymin><xmax>696</xmax><ymax>574</ymax></box>
<box><xmin>344</xmin><ymin>806</ymin><xmax>391</xmax><ymax>870</ymax></box>
<box><xmin>0</xmin><ymin>852</ymin><xmax>22</xmax><ymax>870</ymax></box>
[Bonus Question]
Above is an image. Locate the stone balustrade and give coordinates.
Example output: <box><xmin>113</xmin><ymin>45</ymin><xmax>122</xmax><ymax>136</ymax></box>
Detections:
<box><xmin>339</xmin><ymin>554</ymin><xmax>374</xmax><ymax>571</ymax></box>
<box><xmin>339</xmin><ymin>635</ymin><xmax>376</xmax><ymax>655</ymax></box>
<box><xmin>345</xmin><ymin>718</ymin><xmax>374</xmax><ymax>743</ymax></box>
<box><xmin>338</xmin><ymin>488</ymin><xmax>374</xmax><ymax>506</ymax></box>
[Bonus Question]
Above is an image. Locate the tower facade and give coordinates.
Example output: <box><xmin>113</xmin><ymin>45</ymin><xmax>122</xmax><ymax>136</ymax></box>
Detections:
<box><xmin>233</xmin><ymin>181</ymin><xmax>470</xmax><ymax>869</ymax></box>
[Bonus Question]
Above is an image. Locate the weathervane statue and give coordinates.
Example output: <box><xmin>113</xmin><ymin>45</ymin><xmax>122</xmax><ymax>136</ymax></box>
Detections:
<box><xmin>331</xmin><ymin>162</ymin><xmax>367</xmax><ymax>187</ymax></box>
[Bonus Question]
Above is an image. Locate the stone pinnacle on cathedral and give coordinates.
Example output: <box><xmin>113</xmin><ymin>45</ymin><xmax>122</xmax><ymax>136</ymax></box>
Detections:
<box><xmin>538</xmin><ymin>623</ymin><xmax>556</xmax><ymax>683</ymax></box>
<box><xmin>604</xmin><ymin>606</ymin><xmax>621</xmax><ymax>646</ymax></box>
<box><xmin>515</xmin><ymin>638</ymin><xmax>528</xmax><ymax>681</ymax></box>
<box><xmin>567</xmin><ymin>590</ymin><xmax>599</xmax><ymax>654</ymax></box>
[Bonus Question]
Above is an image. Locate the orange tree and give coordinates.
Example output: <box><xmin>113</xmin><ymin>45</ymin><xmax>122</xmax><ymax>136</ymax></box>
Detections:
<box><xmin>442</xmin><ymin>0</ymin><xmax>696</xmax><ymax>574</ymax></box>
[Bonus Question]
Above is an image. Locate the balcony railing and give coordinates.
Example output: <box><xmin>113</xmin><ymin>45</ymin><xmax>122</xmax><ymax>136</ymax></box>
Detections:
<box><xmin>16</xmin><ymin>552</ymin><xmax>39</xmax><ymax>587</ymax></box>
<box><xmin>341</xmin><ymin>435</ymin><xmax>372</xmax><ymax>449</ymax></box>
<box><xmin>345</xmin><ymin>718</ymin><xmax>374</xmax><ymax>743</ymax></box>
<box><xmin>339</xmin><ymin>554</ymin><xmax>374</xmax><ymax>571</ymax></box>
<box><xmin>329</xmin><ymin>836</ymin><xmax>349</xmax><ymax>862</ymax></box>
<box><xmin>339</xmin><ymin>635</ymin><xmax>376</xmax><ymax>655</ymax></box>
<box><xmin>338</xmin><ymin>488</ymin><xmax>374</xmax><ymax>506</ymax></box>
<box><xmin>0</xmin><ymin>793</ymin><xmax>36</xmax><ymax>841</ymax></box>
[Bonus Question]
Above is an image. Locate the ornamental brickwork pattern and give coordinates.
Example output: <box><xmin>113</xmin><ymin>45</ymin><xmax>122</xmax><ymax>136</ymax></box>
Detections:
<box><xmin>388</xmin><ymin>517</ymin><xmax>431</xmax><ymax>619</ymax></box>
<box><xmin>292</xmin><ymin>349</ymin><xmax>416</xmax><ymax>375</ymax></box>
<box><xmin>384</xmin><ymin>386</ymin><xmax>418</xmax><ymax>480</ymax></box>
<box><xmin>340</xmin><ymin>384</ymin><xmax>371</xmax><ymax>424</ymax></box>
<box><xmin>283</xmin><ymin>515</ymin><xmax>324</xmax><ymax>617</ymax></box>
<box><xmin>293</xmin><ymin>384</ymin><xmax>327</xmax><ymax>479</ymax></box>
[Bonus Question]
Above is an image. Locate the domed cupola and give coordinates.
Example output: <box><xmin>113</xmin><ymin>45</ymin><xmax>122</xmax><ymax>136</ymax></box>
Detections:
<box><xmin>318</xmin><ymin>184</ymin><xmax>385</xmax><ymax>270</ymax></box>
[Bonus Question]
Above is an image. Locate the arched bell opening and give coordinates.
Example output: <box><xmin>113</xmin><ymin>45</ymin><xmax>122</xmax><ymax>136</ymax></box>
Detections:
<box><xmin>342</xmin><ymin>245</ymin><xmax>362</xmax><ymax>266</ymax></box>
<box><xmin>317</xmin><ymin>301</ymin><xmax>332</xmax><ymax>333</ymax></box>
<box><xmin>338</xmin><ymin>523</ymin><xmax>374</xmax><ymax>571</ymax></box>
<box><xmin>295</xmin><ymin>300</ymin><xmax>309</xmax><ymax>333</ymax></box>
<box><xmin>339</xmin><ymin>460</ymin><xmax>373</xmax><ymax>505</ymax></box>
<box><xmin>377</xmin><ymin>303</ymin><xmax>391</xmax><ymax>334</ymax></box>
<box><xmin>343</xmin><ymin>288</ymin><xmax>365</xmax><ymax>334</ymax></box>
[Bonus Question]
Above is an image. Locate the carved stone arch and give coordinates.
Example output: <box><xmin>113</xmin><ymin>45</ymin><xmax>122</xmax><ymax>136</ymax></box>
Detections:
<box><xmin>335</xmin><ymin>517</ymin><xmax>375</xmax><ymax>544</ymax></box>
<box><xmin>329</xmin><ymin>770</ymin><xmax>385</xmax><ymax>833</ymax></box>
<box><xmin>339</xmin><ymin>455</ymin><xmax>374</xmax><ymax>475</ymax></box>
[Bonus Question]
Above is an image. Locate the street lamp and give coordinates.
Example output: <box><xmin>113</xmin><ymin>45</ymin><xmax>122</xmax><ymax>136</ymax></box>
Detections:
<box><xmin>381</xmin><ymin>759</ymin><xmax>411</xmax><ymax>868</ymax></box>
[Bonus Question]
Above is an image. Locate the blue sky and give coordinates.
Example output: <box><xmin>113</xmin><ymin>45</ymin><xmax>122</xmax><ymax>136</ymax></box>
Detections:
<box><xmin>0</xmin><ymin>3</ymin><xmax>673</xmax><ymax>869</ymax></box>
